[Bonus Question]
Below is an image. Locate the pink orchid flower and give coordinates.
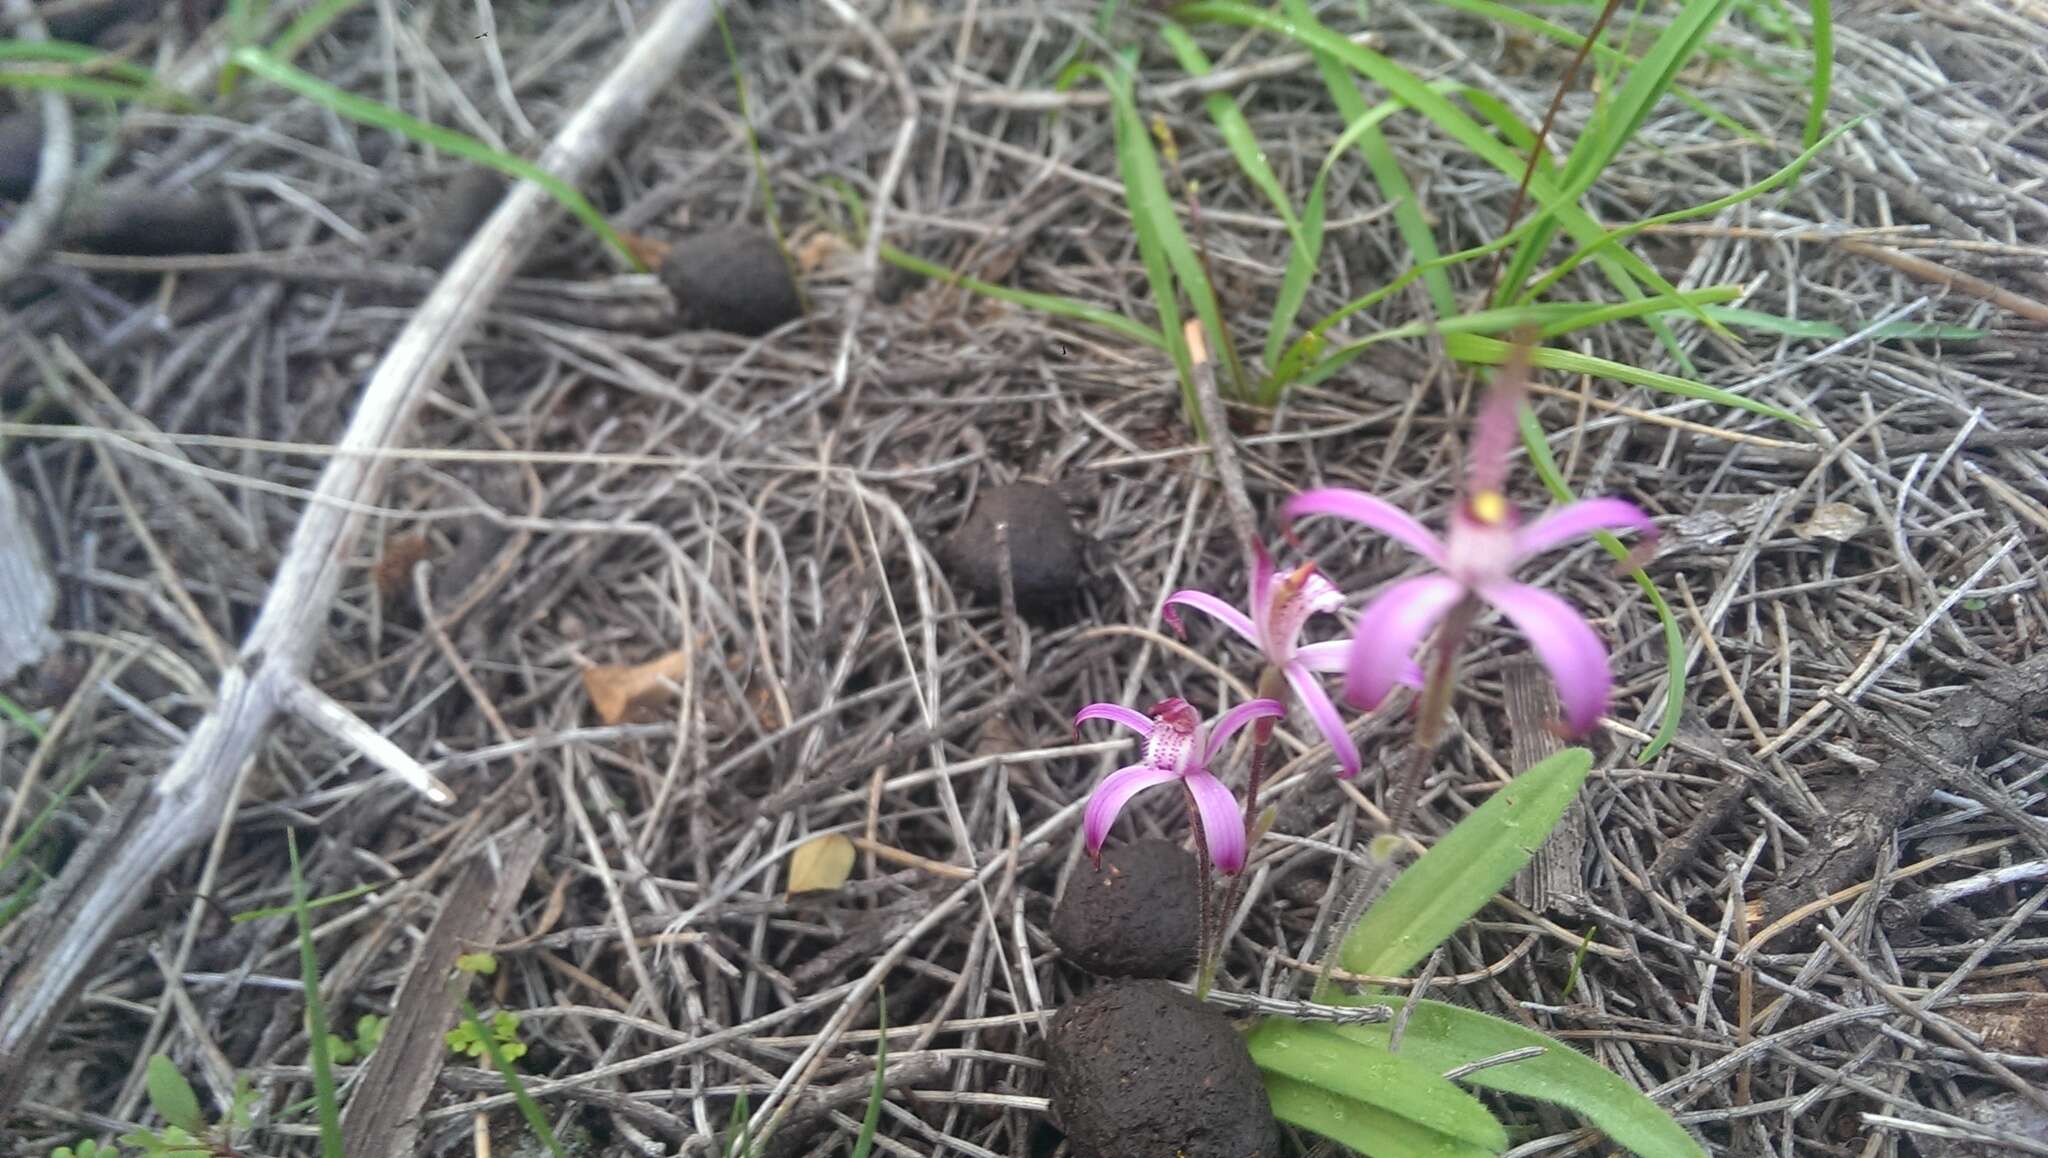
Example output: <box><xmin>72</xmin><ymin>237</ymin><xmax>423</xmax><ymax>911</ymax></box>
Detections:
<box><xmin>1075</xmin><ymin>696</ymin><xmax>1286</xmax><ymax>874</ymax></box>
<box><xmin>1282</xmin><ymin>377</ymin><xmax>1657</xmax><ymax>737</ymax></box>
<box><xmin>1162</xmin><ymin>546</ymin><xmax>1374</xmax><ymax>779</ymax></box>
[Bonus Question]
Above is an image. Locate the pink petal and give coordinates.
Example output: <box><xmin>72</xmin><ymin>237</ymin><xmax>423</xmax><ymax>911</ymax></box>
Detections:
<box><xmin>1342</xmin><ymin>575</ymin><xmax>1466</xmax><ymax>710</ymax></box>
<box><xmin>1074</xmin><ymin>703</ymin><xmax>1154</xmax><ymax>737</ymax></box>
<box><xmin>1250</xmin><ymin>540</ymin><xmax>1278</xmax><ymax>645</ymax></box>
<box><xmin>1480</xmin><ymin>581</ymin><xmax>1613</xmax><ymax>737</ymax></box>
<box><xmin>1203</xmin><ymin>697</ymin><xmax>1287</xmax><ymax>763</ymax></box>
<box><xmin>1082</xmin><ymin>765</ymin><xmax>1180</xmax><ymax>859</ymax></box>
<box><xmin>1266</xmin><ymin>566</ymin><xmax>1345</xmax><ymax>660</ymax></box>
<box><xmin>1285</xmin><ymin>488</ymin><xmax>1449</xmax><ymax>567</ymax></box>
<box><xmin>1162</xmin><ymin>590</ymin><xmax>1259</xmax><ymax>647</ymax></box>
<box><xmin>1182</xmin><ymin>768</ymin><xmax>1248</xmax><ymax>874</ymax></box>
<box><xmin>1295</xmin><ymin>640</ymin><xmax>1351</xmax><ymax>672</ymax></box>
<box><xmin>1283</xmin><ymin>662</ymin><xmax>1360</xmax><ymax>780</ymax></box>
<box><xmin>1513</xmin><ymin>498</ymin><xmax>1658</xmax><ymax>564</ymax></box>
<box><xmin>1466</xmin><ymin>375</ymin><xmax>1526</xmax><ymax>499</ymax></box>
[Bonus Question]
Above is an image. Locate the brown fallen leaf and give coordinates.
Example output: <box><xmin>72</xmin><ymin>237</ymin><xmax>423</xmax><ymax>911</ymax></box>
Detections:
<box><xmin>581</xmin><ymin>651</ymin><xmax>687</xmax><ymax>725</ymax></box>
<box><xmin>1796</xmin><ymin>501</ymin><xmax>1870</xmax><ymax>543</ymax></box>
<box><xmin>790</xmin><ymin>227</ymin><xmax>849</xmax><ymax>275</ymax></box>
<box><xmin>787</xmin><ymin>833</ymin><xmax>856</xmax><ymax>895</ymax></box>
<box><xmin>619</xmin><ymin>230</ymin><xmax>673</xmax><ymax>270</ymax></box>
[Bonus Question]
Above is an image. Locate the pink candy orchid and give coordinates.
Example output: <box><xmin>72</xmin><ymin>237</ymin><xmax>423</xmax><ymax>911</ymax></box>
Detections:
<box><xmin>1282</xmin><ymin>374</ymin><xmax>1657</xmax><ymax>737</ymax></box>
<box><xmin>1162</xmin><ymin>546</ymin><xmax>1377</xmax><ymax>779</ymax></box>
<box><xmin>1075</xmin><ymin>696</ymin><xmax>1285</xmax><ymax>874</ymax></box>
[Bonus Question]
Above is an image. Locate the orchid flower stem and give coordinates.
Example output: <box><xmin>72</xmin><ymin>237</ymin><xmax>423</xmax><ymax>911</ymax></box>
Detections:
<box><xmin>1184</xmin><ymin>784</ymin><xmax>1218</xmax><ymax>1001</ymax></box>
<box><xmin>1386</xmin><ymin>597</ymin><xmax>1478</xmax><ymax>831</ymax></box>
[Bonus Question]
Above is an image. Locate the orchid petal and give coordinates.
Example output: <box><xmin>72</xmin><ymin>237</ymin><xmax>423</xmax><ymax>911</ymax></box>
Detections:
<box><xmin>1203</xmin><ymin>697</ymin><xmax>1287</xmax><ymax>763</ymax></box>
<box><xmin>1481</xmin><ymin>581</ymin><xmax>1613</xmax><ymax>737</ymax></box>
<box><xmin>1285</xmin><ymin>488</ymin><xmax>1449</xmax><ymax>567</ymax></box>
<box><xmin>1513</xmin><ymin>498</ymin><xmax>1658</xmax><ymax>564</ymax></box>
<box><xmin>1074</xmin><ymin>703</ymin><xmax>1154</xmax><ymax>737</ymax></box>
<box><xmin>1081</xmin><ymin>765</ymin><xmax>1180</xmax><ymax>858</ymax></box>
<box><xmin>1342</xmin><ymin>575</ymin><xmax>1466</xmax><ymax>710</ymax></box>
<box><xmin>1466</xmin><ymin>375</ymin><xmax>1526</xmax><ymax>499</ymax></box>
<box><xmin>1161</xmin><ymin>590</ymin><xmax>1259</xmax><ymax>648</ymax></box>
<box><xmin>1295</xmin><ymin>640</ymin><xmax>1351</xmax><ymax>672</ymax></box>
<box><xmin>1250</xmin><ymin>540</ymin><xmax>1278</xmax><ymax>646</ymax></box>
<box><xmin>1182</xmin><ymin>769</ymin><xmax>1249</xmax><ymax>874</ymax></box>
<box><xmin>1283</xmin><ymin>663</ymin><xmax>1360</xmax><ymax>780</ymax></box>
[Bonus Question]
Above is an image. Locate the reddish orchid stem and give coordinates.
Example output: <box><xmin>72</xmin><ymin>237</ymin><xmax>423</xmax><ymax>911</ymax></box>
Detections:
<box><xmin>1183</xmin><ymin>783</ymin><xmax>1218</xmax><ymax>999</ymax></box>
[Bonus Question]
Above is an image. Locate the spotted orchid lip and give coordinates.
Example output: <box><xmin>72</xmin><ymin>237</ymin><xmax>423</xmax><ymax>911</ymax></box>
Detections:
<box><xmin>1073</xmin><ymin>697</ymin><xmax>1285</xmax><ymax>875</ymax></box>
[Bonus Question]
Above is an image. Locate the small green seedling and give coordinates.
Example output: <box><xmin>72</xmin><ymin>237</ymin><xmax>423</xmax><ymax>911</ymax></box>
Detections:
<box><xmin>325</xmin><ymin>1013</ymin><xmax>388</xmax><ymax>1064</ymax></box>
<box><xmin>117</xmin><ymin>1055</ymin><xmax>258</xmax><ymax>1157</ymax></box>
<box><xmin>447</xmin><ymin>1010</ymin><xmax>527</xmax><ymax>1062</ymax></box>
<box><xmin>456</xmin><ymin>951</ymin><xmax>498</xmax><ymax>975</ymax></box>
<box><xmin>50</xmin><ymin>1141</ymin><xmax>110</xmax><ymax>1158</ymax></box>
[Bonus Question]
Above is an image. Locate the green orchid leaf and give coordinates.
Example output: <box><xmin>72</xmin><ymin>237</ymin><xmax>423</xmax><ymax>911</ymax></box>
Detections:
<box><xmin>1251</xmin><ymin>1021</ymin><xmax>1507</xmax><ymax>1150</ymax></box>
<box><xmin>1341</xmin><ymin>748</ymin><xmax>1592</xmax><ymax>978</ymax></box>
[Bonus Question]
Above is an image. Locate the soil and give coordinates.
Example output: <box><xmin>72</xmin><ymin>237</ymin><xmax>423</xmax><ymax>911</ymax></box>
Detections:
<box><xmin>658</xmin><ymin>227</ymin><xmax>803</xmax><ymax>336</ymax></box>
<box><xmin>410</xmin><ymin>169</ymin><xmax>511</xmax><ymax>270</ymax></box>
<box><xmin>939</xmin><ymin>481</ymin><xmax>1086</xmax><ymax>611</ymax></box>
<box><xmin>1051</xmin><ymin>837</ymin><xmax>1200</xmax><ymax>978</ymax></box>
<box><xmin>1048</xmin><ymin>979</ymin><xmax>1281</xmax><ymax>1158</ymax></box>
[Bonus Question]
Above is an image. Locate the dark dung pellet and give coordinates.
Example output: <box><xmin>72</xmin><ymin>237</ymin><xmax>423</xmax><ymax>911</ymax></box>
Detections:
<box><xmin>1051</xmin><ymin>838</ymin><xmax>1199</xmax><ymax>979</ymax></box>
<box><xmin>659</xmin><ymin>228</ymin><xmax>803</xmax><ymax>337</ymax></box>
<box><xmin>940</xmin><ymin>482</ymin><xmax>1084</xmax><ymax>610</ymax></box>
<box><xmin>1047</xmin><ymin>979</ymin><xmax>1281</xmax><ymax>1158</ymax></box>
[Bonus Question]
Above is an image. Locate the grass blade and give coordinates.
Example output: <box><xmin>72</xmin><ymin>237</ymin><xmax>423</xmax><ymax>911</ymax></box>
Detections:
<box><xmin>268</xmin><ymin>0</ymin><xmax>368</xmax><ymax>63</ymax></box>
<box><xmin>462</xmin><ymin>1000</ymin><xmax>564</xmax><ymax>1158</ymax></box>
<box><xmin>1801</xmin><ymin>0</ymin><xmax>1832</xmax><ymax>151</ymax></box>
<box><xmin>288</xmin><ymin>832</ymin><xmax>344</xmax><ymax>1158</ymax></box>
<box><xmin>1518</xmin><ymin>405</ymin><xmax>1685</xmax><ymax>760</ymax></box>
<box><xmin>1281</xmin><ymin>0</ymin><xmax>1457</xmax><ymax>323</ymax></box>
<box><xmin>850</xmin><ymin>992</ymin><xmax>888</xmax><ymax>1158</ymax></box>
<box><xmin>878</xmin><ymin>245</ymin><xmax>1165</xmax><ymax>351</ymax></box>
<box><xmin>1445</xmin><ymin>332</ymin><xmax>1802</xmax><ymax>424</ymax></box>
<box><xmin>228</xmin><ymin>46</ymin><xmax>642</xmax><ymax>270</ymax></box>
<box><xmin>1177</xmin><ymin>1</ymin><xmax>1730</xmax><ymax>346</ymax></box>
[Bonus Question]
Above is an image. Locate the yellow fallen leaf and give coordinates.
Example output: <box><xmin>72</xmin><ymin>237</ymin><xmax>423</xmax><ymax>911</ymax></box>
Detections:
<box><xmin>581</xmin><ymin>651</ymin><xmax>687</xmax><ymax>725</ymax></box>
<box><xmin>787</xmin><ymin>833</ymin><xmax>856</xmax><ymax>895</ymax></box>
<box><xmin>791</xmin><ymin>227</ymin><xmax>849</xmax><ymax>275</ymax></box>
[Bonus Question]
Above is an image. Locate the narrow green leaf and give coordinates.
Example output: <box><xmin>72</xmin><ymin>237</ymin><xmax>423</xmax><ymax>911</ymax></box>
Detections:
<box><xmin>1280</xmin><ymin>0</ymin><xmax>1457</xmax><ymax>322</ymax></box>
<box><xmin>851</xmin><ymin>992</ymin><xmax>888</xmax><ymax>1158</ymax></box>
<box><xmin>1176</xmin><ymin>1</ymin><xmax>1730</xmax><ymax>345</ymax></box>
<box><xmin>1341</xmin><ymin>748</ymin><xmax>1592</xmax><ymax>978</ymax></box>
<box><xmin>1264</xmin><ymin>1072</ymin><xmax>1501</xmax><ymax>1158</ymax></box>
<box><xmin>145</xmin><ymin>1056</ymin><xmax>206</xmax><ymax>1137</ymax></box>
<box><xmin>1444</xmin><ymin>333</ymin><xmax>1802</xmax><ymax>424</ymax></box>
<box><xmin>268</xmin><ymin>0</ymin><xmax>368</xmax><ymax>63</ymax></box>
<box><xmin>1801</xmin><ymin>0</ymin><xmax>1832</xmax><ymax>151</ymax></box>
<box><xmin>1251</xmin><ymin>1021</ymin><xmax>1507</xmax><ymax>1149</ymax></box>
<box><xmin>227</xmin><ymin>46</ymin><xmax>642</xmax><ymax>270</ymax></box>
<box><xmin>0</xmin><ymin>40</ymin><xmax>166</xmax><ymax>90</ymax></box>
<box><xmin>289</xmin><ymin>832</ymin><xmax>345</xmax><ymax>1158</ymax></box>
<box><xmin>462</xmin><ymin>998</ymin><xmax>565</xmax><ymax>1158</ymax></box>
<box><xmin>231</xmin><ymin>880</ymin><xmax>380</xmax><ymax>924</ymax></box>
<box><xmin>1524</xmin><ymin>120</ymin><xmax>1860</xmax><ymax>303</ymax></box>
<box><xmin>0</xmin><ymin>753</ymin><xmax>102</xmax><ymax>880</ymax></box>
<box><xmin>0</xmin><ymin>690</ymin><xmax>42</xmax><ymax>738</ymax></box>
<box><xmin>877</xmin><ymin>245</ymin><xmax>1164</xmax><ymax>351</ymax></box>
<box><xmin>1702</xmin><ymin>306</ymin><xmax>1982</xmax><ymax>342</ymax></box>
<box><xmin>1325</xmin><ymin>1001</ymin><xmax>1708</xmax><ymax>1158</ymax></box>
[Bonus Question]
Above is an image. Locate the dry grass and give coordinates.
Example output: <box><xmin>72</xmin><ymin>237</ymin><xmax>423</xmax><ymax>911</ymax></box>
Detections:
<box><xmin>4</xmin><ymin>0</ymin><xmax>2048</xmax><ymax>1154</ymax></box>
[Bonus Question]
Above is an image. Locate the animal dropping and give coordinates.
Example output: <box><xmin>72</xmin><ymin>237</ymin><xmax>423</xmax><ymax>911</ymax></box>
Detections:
<box><xmin>659</xmin><ymin>228</ymin><xmax>803</xmax><ymax>336</ymax></box>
